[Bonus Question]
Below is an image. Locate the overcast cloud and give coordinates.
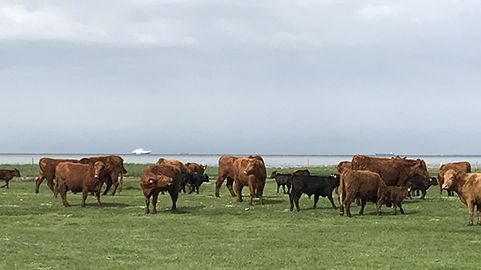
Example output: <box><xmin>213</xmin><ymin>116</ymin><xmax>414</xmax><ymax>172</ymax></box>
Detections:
<box><xmin>1</xmin><ymin>0</ymin><xmax>481</xmax><ymax>154</ymax></box>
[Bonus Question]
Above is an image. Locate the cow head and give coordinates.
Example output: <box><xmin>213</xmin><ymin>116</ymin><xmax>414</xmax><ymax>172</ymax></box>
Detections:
<box><xmin>330</xmin><ymin>174</ymin><xmax>340</xmax><ymax>187</ymax></box>
<box><xmin>201</xmin><ymin>164</ymin><xmax>207</xmax><ymax>171</ymax></box>
<box><xmin>442</xmin><ymin>169</ymin><xmax>457</xmax><ymax>190</ymax></box>
<box><xmin>202</xmin><ymin>174</ymin><xmax>209</xmax><ymax>183</ymax></box>
<box><xmin>93</xmin><ymin>161</ymin><xmax>106</xmax><ymax>179</ymax></box>
<box><xmin>270</xmin><ymin>171</ymin><xmax>278</xmax><ymax>179</ymax></box>
<box><xmin>14</xmin><ymin>168</ymin><xmax>20</xmax><ymax>177</ymax></box>
<box><xmin>244</xmin><ymin>159</ymin><xmax>261</xmax><ymax>175</ymax></box>
<box><xmin>429</xmin><ymin>177</ymin><xmax>438</xmax><ymax>186</ymax></box>
<box><xmin>405</xmin><ymin>160</ymin><xmax>430</xmax><ymax>180</ymax></box>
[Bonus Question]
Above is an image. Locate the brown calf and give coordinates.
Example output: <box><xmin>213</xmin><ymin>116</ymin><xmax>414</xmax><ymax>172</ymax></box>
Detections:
<box><xmin>382</xmin><ymin>186</ymin><xmax>410</xmax><ymax>215</ymax></box>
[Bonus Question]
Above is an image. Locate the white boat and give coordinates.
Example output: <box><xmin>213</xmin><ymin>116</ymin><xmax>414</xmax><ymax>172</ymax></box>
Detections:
<box><xmin>132</xmin><ymin>148</ymin><xmax>152</xmax><ymax>155</ymax></box>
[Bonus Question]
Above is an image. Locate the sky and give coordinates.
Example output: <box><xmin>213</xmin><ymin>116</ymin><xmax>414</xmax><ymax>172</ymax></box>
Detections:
<box><xmin>1</xmin><ymin>0</ymin><xmax>481</xmax><ymax>155</ymax></box>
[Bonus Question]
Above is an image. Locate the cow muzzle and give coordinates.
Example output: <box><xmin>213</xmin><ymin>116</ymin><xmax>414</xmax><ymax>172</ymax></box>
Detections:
<box><xmin>442</xmin><ymin>184</ymin><xmax>449</xmax><ymax>190</ymax></box>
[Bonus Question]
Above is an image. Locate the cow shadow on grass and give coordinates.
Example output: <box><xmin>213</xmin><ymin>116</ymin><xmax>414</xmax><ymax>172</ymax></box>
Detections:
<box><xmin>170</xmin><ymin>205</ymin><xmax>206</xmax><ymax>214</ymax></box>
<box><xmin>348</xmin><ymin>209</ymin><xmax>419</xmax><ymax>216</ymax></box>
<box><xmin>259</xmin><ymin>198</ymin><xmax>285</xmax><ymax>205</ymax></box>
<box><xmin>80</xmin><ymin>202</ymin><xmax>131</xmax><ymax>208</ymax></box>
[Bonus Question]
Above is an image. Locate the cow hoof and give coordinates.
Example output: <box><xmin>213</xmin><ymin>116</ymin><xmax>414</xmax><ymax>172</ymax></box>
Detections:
<box><xmin>468</xmin><ymin>223</ymin><xmax>474</xmax><ymax>226</ymax></box>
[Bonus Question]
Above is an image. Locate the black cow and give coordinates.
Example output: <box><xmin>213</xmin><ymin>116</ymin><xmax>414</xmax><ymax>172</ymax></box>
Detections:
<box><xmin>271</xmin><ymin>171</ymin><xmax>292</xmax><ymax>194</ymax></box>
<box><xmin>289</xmin><ymin>175</ymin><xmax>339</xmax><ymax>211</ymax></box>
<box><xmin>188</xmin><ymin>174</ymin><xmax>209</xmax><ymax>194</ymax></box>
<box><xmin>406</xmin><ymin>175</ymin><xmax>437</xmax><ymax>199</ymax></box>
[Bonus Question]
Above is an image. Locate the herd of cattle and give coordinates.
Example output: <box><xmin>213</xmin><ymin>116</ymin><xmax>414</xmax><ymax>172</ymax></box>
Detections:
<box><xmin>0</xmin><ymin>155</ymin><xmax>480</xmax><ymax>225</ymax></box>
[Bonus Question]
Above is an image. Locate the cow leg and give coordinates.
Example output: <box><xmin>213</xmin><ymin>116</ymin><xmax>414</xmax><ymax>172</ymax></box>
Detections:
<box><xmin>152</xmin><ymin>191</ymin><xmax>159</xmax><ymax>214</ymax></box>
<box><xmin>248</xmin><ymin>184</ymin><xmax>256</xmax><ymax>206</ymax></box>
<box><xmin>196</xmin><ymin>185</ymin><xmax>200</xmax><ymax>194</ymax></box>
<box><xmin>168</xmin><ymin>189</ymin><xmax>178</xmax><ymax>211</ymax></box>
<box><xmin>339</xmin><ymin>195</ymin><xmax>345</xmax><ymax>216</ymax></box>
<box><xmin>214</xmin><ymin>176</ymin><xmax>224</xmax><ymax>197</ymax></box>
<box><xmin>283</xmin><ymin>185</ymin><xmax>287</xmax><ymax>194</ymax></box>
<box><xmin>294</xmin><ymin>193</ymin><xmax>301</xmax><ymax>212</ymax></box>
<box><xmin>118</xmin><ymin>173</ymin><xmax>124</xmax><ymax>193</ymax></box>
<box><xmin>313</xmin><ymin>194</ymin><xmax>320</xmax><ymax>209</ymax></box>
<box><xmin>144</xmin><ymin>195</ymin><xmax>151</xmax><ymax>214</ymax></box>
<box><xmin>468</xmin><ymin>201</ymin><xmax>475</xmax><ymax>226</ymax></box>
<box><xmin>287</xmin><ymin>183</ymin><xmax>291</xmax><ymax>194</ymax></box>
<box><xmin>276</xmin><ymin>184</ymin><xmax>280</xmax><ymax>194</ymax></box>
<box><xmin>96</xmin><ymin>185</ymin><xmax>102</xmax><ymax>207</ymax></box>
<box><xmin>226</xmin><ymin>178</ymin><xmax>236</xmax><ymax>197</ymax></box>
<box><xmin>235</xmin><ymin>182</ymin><xmax>243</xmax><ymax>202</ymax></box>
<box><xmin>393</xmin><ymin>204</ymin><xmax>397</xmax><ymax>215</ymax></box>
<box><xmin>96</xmin><ymin>193</ymin><xmax>102</xmax><ymax>207</ymax></box>
<box><xmin>0</xmin><ymin>182</ymin><xmax>7</xmax><ymax>188</ymax></box>
<box><xmin>289</xmin><ymin>192</ymin><xmax>294</xmax><ymax>211</ymax></box>
<box><xmin>416</xmin><ymin>190</ymin><xmax>420</xmax><ymax>196</ymax></box>
<box><xmin>359</xmin><ymin>199</ymin><xmax>366</xmax><ymax>215</ymax></box>
<box><xmin>398</xmin><ymin>203</ymin><xmax>404</xmax><ymax>214</ymax></box>
<box><xmin>376</xmin><ymin>199</ymin><xmax>383</xmax><ymax>216</ymax></box>
<box><xmin>81</xmin><ymin>190</ymin><xmax>88</xmax><ymax>208</ymax></box>
<box><xmin>46</xmin><ymin>176</ymin><xmax>56</xmax><ymax>196</ymax></box>
<box><xmin>408</xmin><ymin>190</ymin><xmax>413</xmax><ymax>200</ymax></box>
<box><xmin>477</xmin><ymin>204</ymin><xmax>481</xmax><ymax>225</ymax></box>
<box><xmin>189</xmin><ymin>185</ymin><xmax>195</xmax><ymax>194</ymax></box>
<box><xmin>327</xmin><ymin>194</ymin><xmax>336</xmax><ymax>208</ymax></box>
<box><xmin>420</xmin><ymin>189</ymin><xmax>427</xmax><ymax>200</ymax></box>
<box><xmin>35</xmin><ymin>175</ymin><xmax>46</xmax><ymax>193</ymax></box>
<box><xmin>345</xmin><ymin>197</ymin><xmax>352</xmax><ymax>217</ymax></box>
<box><xmin>102</xmin><ymin>177</ymin><xmax>113</xmax><ymax>196</ymax></box>
<box><xmin>58</xmin><ymin>183</ymin><xmax>69</xmax><ymax>207</ymax></box>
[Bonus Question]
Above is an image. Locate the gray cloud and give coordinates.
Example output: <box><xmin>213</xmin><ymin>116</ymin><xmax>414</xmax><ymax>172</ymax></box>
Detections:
<box><xmin>1</xmin><ymin>1</ymin><xmax>480</xmax><ymax>154</ymax></box>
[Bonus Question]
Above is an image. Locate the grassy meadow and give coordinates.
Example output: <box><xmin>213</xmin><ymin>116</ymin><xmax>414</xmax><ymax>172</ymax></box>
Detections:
<box><xmin>0</xmin><ymin>164</ymin><xmax>479</xmax><ymax>269</ymax></box>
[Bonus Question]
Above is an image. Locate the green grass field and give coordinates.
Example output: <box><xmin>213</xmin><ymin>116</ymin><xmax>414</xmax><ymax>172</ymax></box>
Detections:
<box><xmin>0</xmin><ymin>165</ymin><xmax>478</xmax><ymax>269</ymax></box>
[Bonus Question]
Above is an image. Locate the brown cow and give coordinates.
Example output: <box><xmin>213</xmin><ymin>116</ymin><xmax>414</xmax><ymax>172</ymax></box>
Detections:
<box><xmin>185</xmin><ymin>162</ymin><xmax>207</xmax><ymax>175</ymax></box>
<box><xmin>382</xmin><ymin>186</ymin><xmax>410</xmax><ymax>215</ymax></box>
<box><xmin>233</xmin><ymin>157</ymin><xmax>267</xmax><ymax>206</ymax></box>
<box><xmin>55</xmin><ymin>161</ymin><xmax>106</xmax><ymax>207</ymax></box>
<box><xmin>351</xmin><ymin>155</ymin><xmax>430</xmax><ymax>187</ymax></box>
<box><xmin>215</xmin><ymin>155</ymin><xmax>265</xmax><ymax>197</ymax></box>
<box><xmin>79</xmin><ymin>155</ymin><xmax>126</xmax><ymax>196</ymax></box>
<box><xmin>0</xmin><ymin>169</ymin><xmax>20</xmax><ymax>189</ymax></box>
<box><xmin>35</xmin><ymin>158</ymin><xmax>79</xmax><ymax>194</ymax></box>
<box><xmin>140</xmin><ymin>164</ymin><xmax>181</xmax><ymax>214</ymax></box>
<box><xmin>442</xmin><ymin>169</ymin><xmax>481</xmax><ymax>225</ymax></box>
<box><xmin>156</xmin><ymin>158</ymin><xmax>191</xmax><ymax>193</ymax></box>
<box><xmin>339</xmin><ymin>169</ymin><xmax>387</xmax><ymax>217</ymax></box>
<box><xmin>438</xmin><ymin>161</ymin><xmax>471</xmax><ymax>196</ymax></box>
